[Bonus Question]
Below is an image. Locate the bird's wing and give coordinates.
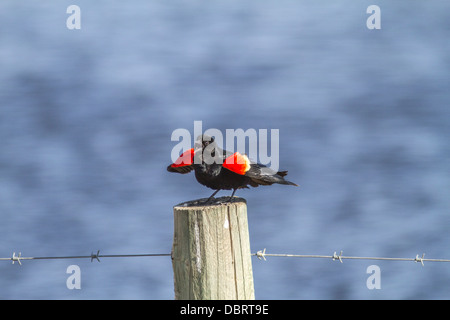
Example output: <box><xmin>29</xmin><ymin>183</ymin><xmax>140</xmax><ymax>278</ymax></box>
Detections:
<box><xmin>222</xmin><ymin>152</ymin><xmax>251</xmax><ymax>175</ymax></box>
<box><xmin>167</xmin><ymin>148</ymin><xmax>195</xmax><ymax>174</ymax></box>
<box><xmin>222</xmin><ymin>152</ymin><xmax>298</xmax><ymax>186</ymax></box>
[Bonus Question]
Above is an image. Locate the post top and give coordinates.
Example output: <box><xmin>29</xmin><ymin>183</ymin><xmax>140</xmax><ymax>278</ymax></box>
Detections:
<box><xmin>174</xmin><ymin>196</ymin><xmax>246</xmax><ymax>209</ymax></box>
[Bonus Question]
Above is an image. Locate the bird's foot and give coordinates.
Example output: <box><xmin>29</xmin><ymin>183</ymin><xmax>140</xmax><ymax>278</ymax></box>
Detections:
<box><xmin>202</xmin><ymin>197</ymin><xmax>217</xmax><ymax>205</ymax></box>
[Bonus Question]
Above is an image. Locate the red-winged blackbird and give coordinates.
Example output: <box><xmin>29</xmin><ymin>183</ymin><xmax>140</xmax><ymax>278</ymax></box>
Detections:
<box><xmin>167</xmin><ymin>135</ymin><xmax>298</xmax><ymax>202</ymax></box>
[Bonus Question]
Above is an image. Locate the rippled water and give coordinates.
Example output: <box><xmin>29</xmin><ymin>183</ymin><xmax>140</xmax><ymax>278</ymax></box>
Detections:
<box><xmin>0</xmin><ymin>1</ymin><xmax>449</xmax><ymax>299</ymax></box>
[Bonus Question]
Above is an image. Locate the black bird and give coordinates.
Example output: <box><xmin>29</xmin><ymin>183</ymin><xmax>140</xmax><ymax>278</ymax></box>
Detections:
<box><xmin>167</xmin><ymin>135</ymin><xmax>297</xmax><ymax>202</ymax></box>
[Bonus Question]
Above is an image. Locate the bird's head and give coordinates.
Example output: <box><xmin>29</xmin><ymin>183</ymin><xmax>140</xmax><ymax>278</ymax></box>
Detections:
<box><xmin>194</xmin><ymin>135</ymin><xmax>215</xmax><ymax>152</ymax></box>
<box><xmin>194</xmin><ymin>135</ymin><xmax>220</xmax><ymax>165</ymax></box>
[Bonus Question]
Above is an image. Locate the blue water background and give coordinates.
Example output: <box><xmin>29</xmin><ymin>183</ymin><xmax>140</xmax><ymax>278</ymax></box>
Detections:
<box><xmin>0</xmin><ymin>1</ymin><xmax>449</xmax><ymax>299</ymax></box>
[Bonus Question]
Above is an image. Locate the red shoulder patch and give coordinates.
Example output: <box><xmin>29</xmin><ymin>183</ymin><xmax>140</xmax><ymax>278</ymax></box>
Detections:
<box><xmin>170</xmin><ymin>148</ymin><xmax>194</xmax><ymax>168</ymax></box>
<box><xmin>223</xmin><ymin>152</ymin><xmax>251</xmax><ymax>175</ymax></box>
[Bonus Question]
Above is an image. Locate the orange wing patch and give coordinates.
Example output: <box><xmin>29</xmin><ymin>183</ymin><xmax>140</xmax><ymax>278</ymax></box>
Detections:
<box><xmin>170</xmin><ymin>148</ymin><xmax>194</xmax><ymax>168</ymax></box>
<box><xmin>223</xmin><ymin>152</ymin><xmax>251</xmax><ymax>175</ymax></box>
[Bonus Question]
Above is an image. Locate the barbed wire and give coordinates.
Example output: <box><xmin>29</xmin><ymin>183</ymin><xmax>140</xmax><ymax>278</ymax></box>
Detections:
<box><xmin>0</xmin><ymin>251</ymin><xmax>170</xmax><ymax>265</ymax></box>
<box><xmin>252</xmin><ymin>249</ymin><xmax>450</xmax><ymax>266</ymax></box>
<box><xmin>1</xmin><ymin>249</ymin><xmax>450</xmax><ymax>266</ymax></box>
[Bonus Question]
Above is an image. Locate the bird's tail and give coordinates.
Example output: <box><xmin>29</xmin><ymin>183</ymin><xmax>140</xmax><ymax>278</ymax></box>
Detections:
<box><xmin>276</xmin><ymin>171</ymin><xmax>298</xmax><ymax>186</ymax></box>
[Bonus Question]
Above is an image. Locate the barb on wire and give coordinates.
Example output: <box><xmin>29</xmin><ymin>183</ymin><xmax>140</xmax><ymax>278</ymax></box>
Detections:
<box><xmin>415</xmin><ymin>253</ymin><xmax>425</xmax><ymax>266</ymax></box>
<box><xmin>332</xmin><ymin>251</ymin><xmax>344</xmax><ymax>263</ymax></box>
<box><xmin>256</xmin><ymin>248</ymin><xmax>267</xmax><ymax>261</ymax></box>
<box><xmin>11</xmin><ymin>252</ymin><xmax>22</xmax><ymax>265</ymax></box>
<box><xmin>91</xmin><ymin>250</ymin><xmax>101</xmax><ymax>263</ymax></box>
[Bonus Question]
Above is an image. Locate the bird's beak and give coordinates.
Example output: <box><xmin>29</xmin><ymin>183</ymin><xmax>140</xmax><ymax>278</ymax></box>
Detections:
<box><xmin>194</xmin><ymin>142</ymin><xmax>203</xmax><ymax>154</ymax></box>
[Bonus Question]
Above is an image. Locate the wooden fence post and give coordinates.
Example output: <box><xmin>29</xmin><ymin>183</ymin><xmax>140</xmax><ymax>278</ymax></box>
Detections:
<box><xmin>171</xmin><ymin>197</ymin><xmax>255</xmax><ymax>300</ymax></box>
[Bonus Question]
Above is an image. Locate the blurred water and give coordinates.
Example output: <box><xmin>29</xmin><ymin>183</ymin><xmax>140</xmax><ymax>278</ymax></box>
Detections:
<box><xmin>0</xmin><ymin>1</ymin><xmax>449</xmax><ymax>299</ymax></box>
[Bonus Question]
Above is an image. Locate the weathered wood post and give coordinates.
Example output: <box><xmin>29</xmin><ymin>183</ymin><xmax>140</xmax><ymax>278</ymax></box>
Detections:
<box><xmin>171</xmin><ymin>197</ymin><xmax>255</xmax><ymax>300</ymax></box>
